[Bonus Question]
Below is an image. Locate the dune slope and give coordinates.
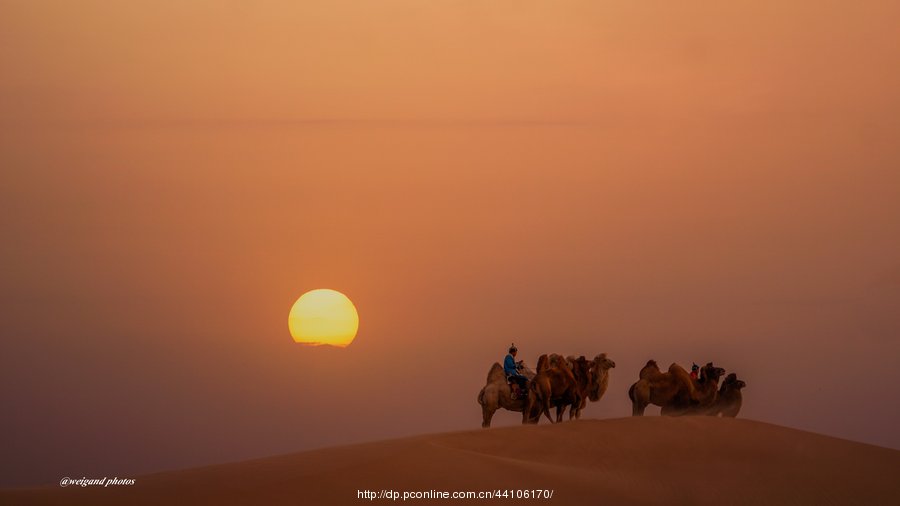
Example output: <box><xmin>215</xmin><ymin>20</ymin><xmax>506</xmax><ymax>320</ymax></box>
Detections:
<box><xmin>3</xmin><ymin>417</ymin><xmax>899</xmax><ymax>505</ymax></box>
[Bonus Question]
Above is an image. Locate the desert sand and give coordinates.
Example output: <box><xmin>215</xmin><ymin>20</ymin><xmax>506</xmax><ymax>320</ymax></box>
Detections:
<box><xmin>3</xmin><ymin>417</ymin><xmax>898</xmax><ymax>505</ymax></box>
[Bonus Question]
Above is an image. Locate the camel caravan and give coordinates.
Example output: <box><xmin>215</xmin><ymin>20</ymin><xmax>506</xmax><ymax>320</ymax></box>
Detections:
<box><xmin>477</xmin><ymin>348</ymin><xmax>747</xmax><ymax>427</ymax></box>
<box><xmin>628</xmin><ymin>361</ymin><xmax>746</xmax><ymax>417</ymax></box>
<box><xmin>477</xmin><ymin>350</ymin><xmax>616</xmax><ymax>427</ymax></box>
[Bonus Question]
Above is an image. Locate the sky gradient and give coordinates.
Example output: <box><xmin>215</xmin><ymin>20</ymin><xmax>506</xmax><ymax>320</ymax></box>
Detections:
<box><xmin>1</xmin><ymin>0</ymin><xmax>899</xmax><ymax>487</ymax></box>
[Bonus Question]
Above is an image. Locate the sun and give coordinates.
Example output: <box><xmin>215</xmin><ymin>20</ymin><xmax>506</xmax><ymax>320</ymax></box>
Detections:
<box><xmin>288</xmin><ymin>289</ymin><xmax>359</xmax><ymax>347</ymax></box>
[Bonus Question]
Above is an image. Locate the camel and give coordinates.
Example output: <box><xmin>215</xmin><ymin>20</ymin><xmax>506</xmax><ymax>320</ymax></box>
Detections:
<box><xmin>628</xmin><ymin>360</ymin><xmax>691</xmax><ymax>416</ymax></box>
<box><xmin>524</xmin><ymin>369</ymin><xmax>555</xmax><ymax>424</ymax></box>
<box><xmin>524</xmin><ymin>354</ymin><xmax>581</xmax><ymax>424</ymax></box>
<box><xmin>708</xmin><ymin>373</ymin><xmax>746</xmax><ymax>417</ymax></box>
<box><xmin>665</xmin><ymin>362</ymin><xmax>726</xmax><ymax>415</ymax></box>
<box><xmin>566</xmin><ymin>353</ymin><xmax>616</xmax><ymax>419</ymax></box>
<box><xmin>629</xmin><ymin>361</ymin><xmax>725</xmax><ymax>416</ymax></box>
<box><xmin>477</xmin><ymin>361</ymin><xmax>536</xmax><ymax>428</ymax></box>
<box><xmin>559</xmin><ymin>356</ymin><xmax>593</xmax><ymax>420</ymax></box>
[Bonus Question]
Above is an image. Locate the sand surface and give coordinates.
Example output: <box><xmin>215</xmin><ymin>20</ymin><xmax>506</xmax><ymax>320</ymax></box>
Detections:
<box><xmin>4</xmin><ymin>417</ymin><xmax>899</xmax><ymax>505</ymax></box>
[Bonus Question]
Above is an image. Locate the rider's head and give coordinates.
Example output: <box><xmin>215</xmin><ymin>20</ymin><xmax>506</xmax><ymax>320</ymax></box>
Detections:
<box><xmin>692</xmin><ymin>363</ymin><xmax>699</xmax><ymax>371</ymax></box>
<box><xmin>508</xmin><ymin>344</ymin><xmax>518</xmax><ymax>356</ymax></box>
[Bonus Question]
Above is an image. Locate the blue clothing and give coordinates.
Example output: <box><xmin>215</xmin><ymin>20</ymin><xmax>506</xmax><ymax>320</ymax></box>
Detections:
<box><xmin>504</xmin><ymin>354</ymin><xmax>520</xmax><ymax>377</ymax></box>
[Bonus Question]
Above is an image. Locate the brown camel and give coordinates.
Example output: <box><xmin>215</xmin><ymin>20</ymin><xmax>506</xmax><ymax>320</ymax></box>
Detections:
<box><xmin>477</xmin><ymin>361</ymin><xmax>536</xmax><ymax>428</ymax></box>
<box><xmin>560</xmin><ymin>356</ymin><xmax>593</xmax><ymax>420</ymax></box>
<box><xmin>566</xmin><ymin>353</ymin><xmax>616</xmax><ymax>419</ymax></box>
<box><xmin>524</xmin><ymin>354</ymin><xmax>580</xmax><ymax>424</ymax></box>
<box><xmin>628</xmin><ymin>360</ymin><xmax>725</xmax><ymax>416</ymax></box>
<box><xmin>628</xmin><ymin>360</ymin><xmax>690</xmax><ymax>416</ymax></box>
<box><xmin>524</xmin><ymin>371</ymin><xmax>555</xmax><ymax>424</ymax></box>
<box><xmin>664</xmin><ymin>362</ymin><xmax>726</xmax><ymax>415</ymax></box>
<box><xmin>707</xmin><ymin>373</ymin><xmax>746</xmax><ymax>417</ymax></box>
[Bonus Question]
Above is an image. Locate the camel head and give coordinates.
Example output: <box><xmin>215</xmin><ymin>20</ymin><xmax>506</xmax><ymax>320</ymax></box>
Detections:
<box><xmin>593</xmin><ymin>353</ymin><xmax>616</xmax><ymax>370</ymax></box>
<box><xmin>723</xmin><ymin>372</ymin><xmax>738</xmax><ymax>384</ymax></box>
<box><xmin>720</xmin><ymin>373</ymin><xmax>746</xmax><ymax>392</ymax></box>
<box><xmin>585</xmin><ymin>354</ymin><xmax>614</xmax><ymax>401</ymax></box>
<box><xmin>700</xmin><ymin>362</ymin><xmax>726</xmax><ymax>383</ymax></box>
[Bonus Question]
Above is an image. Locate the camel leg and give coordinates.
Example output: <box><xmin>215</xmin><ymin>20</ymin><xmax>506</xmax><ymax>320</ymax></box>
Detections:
<box><xmin>576</xmin><ymin>400</ymin><xmax>586</xmax><ymax>419</ymax></box>
<box><xmin>629</xmin><ymin>383</ymin><xmax>647</xmax><ymax>416</ymax></box>
<box><xmin>541</xmin><ymin>398</ymin><xmax>554</xmax><ymax>424</ymax></box>
<box><xmin>570</xmin><ymin>399</ymin><xmax>583</xmax><ymax>420</ymax></box>
<box><xmin>632</xmin><ymin>399</ymin><xmax>647</xmax><ymax>416</ymax></box>
<box><xmin>522</xmin><ymin>397</ymin><xmax>535</xmax><ymax>425</ymax></box>
<box><xmin>482</xmin><ymin>407</ymin><xmax>495</xmax><ymax>428</ymax></box>
<box><xmin>556</xmin><ymin>404</ymin><xmax>565</xmax><ymax>423</ymax></box>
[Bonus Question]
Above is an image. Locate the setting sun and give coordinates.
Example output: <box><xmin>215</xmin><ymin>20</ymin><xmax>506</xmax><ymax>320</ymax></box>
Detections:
<box><xmin>288</xmin><ymin>289</ymin><xmax>359</xmax><ymax>347</ymax></box>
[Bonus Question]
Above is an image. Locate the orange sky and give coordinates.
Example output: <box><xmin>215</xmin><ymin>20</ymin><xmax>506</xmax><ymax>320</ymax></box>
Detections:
<box><xmin>1</xmin><ymin>0</ymin><xmax>899</xmax><ymax>487</ymax></box>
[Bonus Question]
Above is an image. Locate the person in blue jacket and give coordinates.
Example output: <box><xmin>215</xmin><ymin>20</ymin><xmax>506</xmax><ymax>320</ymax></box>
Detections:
<box><xmin>504</xmin><ymin>344</ymin><xmax>528</xmax><ymax>398</ymax></box>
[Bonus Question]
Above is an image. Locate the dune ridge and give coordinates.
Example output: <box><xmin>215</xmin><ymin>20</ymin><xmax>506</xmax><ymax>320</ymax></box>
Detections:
<box><xmin>3</xmin><ymin>417</ymin><xmax>899</xmax><ymax>505</ymax></box>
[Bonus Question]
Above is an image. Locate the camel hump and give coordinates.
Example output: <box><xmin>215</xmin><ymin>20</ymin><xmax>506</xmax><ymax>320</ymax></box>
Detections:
<box><xmin>536</xmin><ymin>354</ymin><xmax>550</xmax><ymax>373</ymax></box>
<box><xmin>639</xmin><ymin>359</ymin><xmax>660</xmax><ymax>379</ymax></box>
<box><xmin>668</xmin><ymin>363</ymin><xmax>687</xmax><ymax>374</ymax></box>
<box><xmin>486</xmin><ymin>362</ymin><xmax>505</xmax><ymax>384</ymax></box>
<box><xmin>548</xmin><ymin>353</ymin><xmax>568</xmax><ymax>368</ymax></box>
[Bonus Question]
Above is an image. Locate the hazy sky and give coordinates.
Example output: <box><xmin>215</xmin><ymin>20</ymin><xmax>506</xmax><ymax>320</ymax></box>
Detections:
<box><xmin>1</xmin><ymin>1</ymin><xmax>899</xmax><ymax>487</ymax></box>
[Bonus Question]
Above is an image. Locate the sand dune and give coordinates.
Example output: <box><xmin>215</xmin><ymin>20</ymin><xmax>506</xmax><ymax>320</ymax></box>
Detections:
<box><xmin>4</xmin><ymin>417</ymin><xmax>899</xmax><ymax>505</ymax></box>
